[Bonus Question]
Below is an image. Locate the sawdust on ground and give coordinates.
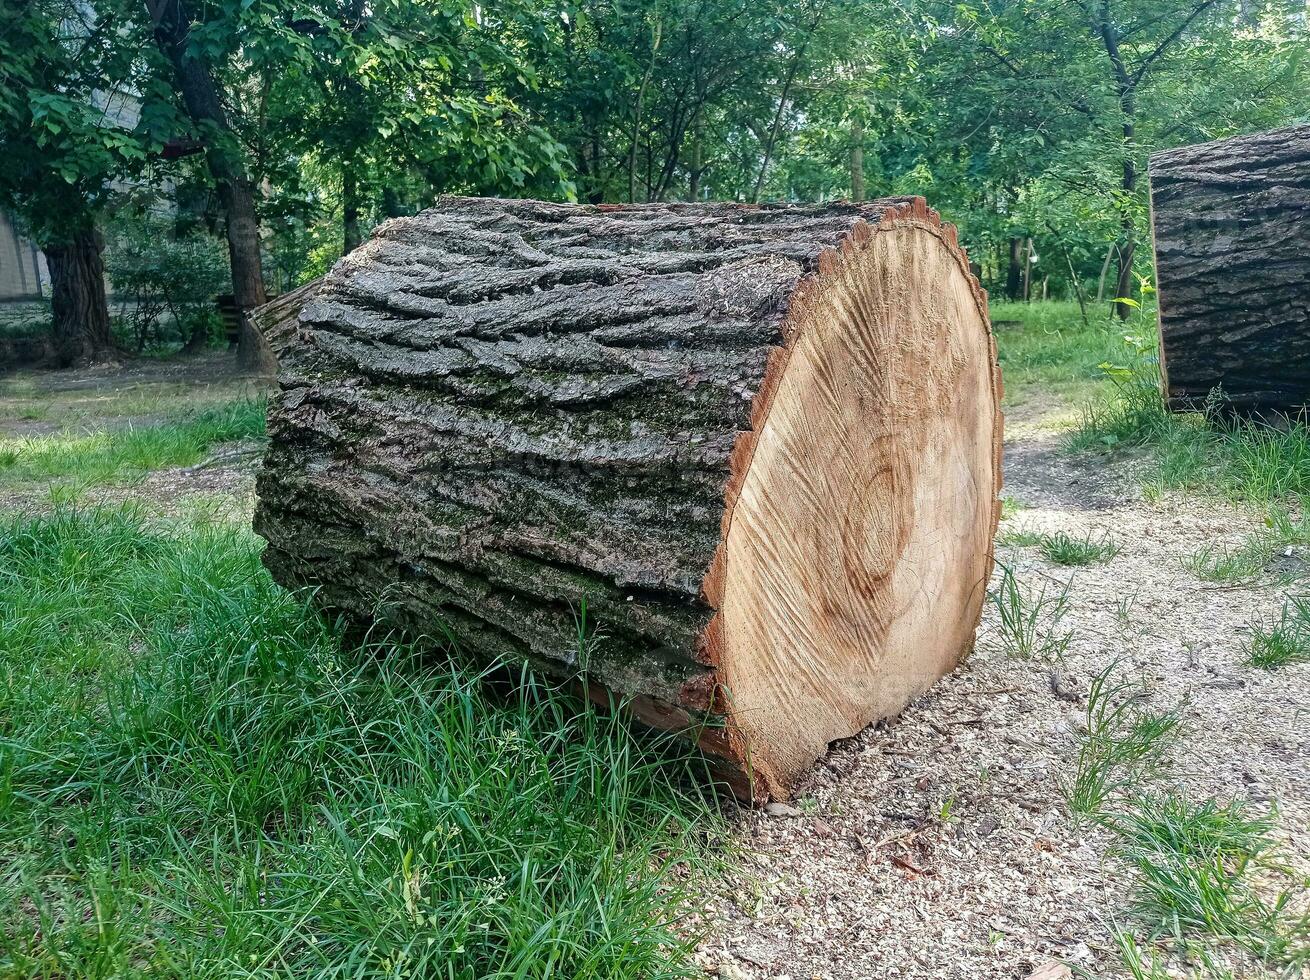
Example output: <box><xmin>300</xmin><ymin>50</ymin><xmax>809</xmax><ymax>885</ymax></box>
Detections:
<box><xmin>699</xmin><ymin>404</ymin><xmax>1309</xmax><ymax>980</ymax></box>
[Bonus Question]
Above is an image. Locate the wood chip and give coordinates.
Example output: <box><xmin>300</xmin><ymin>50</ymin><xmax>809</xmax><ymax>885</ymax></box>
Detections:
<box><xmin>1025</xmin><ymin>961</ymin><xmax>1072</xmax><ymax>980</ymax></box>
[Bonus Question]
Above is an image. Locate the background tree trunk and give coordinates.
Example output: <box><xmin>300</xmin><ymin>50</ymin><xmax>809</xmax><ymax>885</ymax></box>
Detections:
<box><xmin>148</xmin><ymin>0</ymin><xmax>276</xmax><ymax>375</ymax></box>
<box><xmin>1112</xmin><ymin>153</ymin><xmax>1137</xmax><ymax>319</ymax></box>
<box><xmin>343</xmin><ymin>167</ymin><xmax>363</xmax><ymax>253</ymax></box>
<box><xmin>254</xmin><ymin>195</ymin><xmax>1003</xmax><ymax>801</ymax></box>
<box><xmin>1150</xmin><ymin>124</ymin><xmax>1310</xmax><ymax>415</ymax></box>
<box><xmin>850</xmin><ymin>119</ymin><xmax>865</xmax><ymax>202</ymax></box>
<box><xmin>43</xmin><ymin>226</ymin><xmax>113</xmax><ymax>368</ymax></box>
<box><xmin>688</xmin><ymin>116</ymin><xmax>704</xmax><ymax>200</ymax></box>
<box><xmin>1005</xmin><ymin>237</ymin><xmax>1023</xmax><ymax>300</ymax></box>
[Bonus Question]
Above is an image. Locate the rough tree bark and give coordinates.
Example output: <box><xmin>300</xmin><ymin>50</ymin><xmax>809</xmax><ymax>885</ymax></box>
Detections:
<box><xmin>1150</xmin><ymin>124</ymin><xmax>1310</xmax><ymax>415</ymax></box>
<box><xmin>147</xmin><ymin>0</ymin><xmax>277</xmax><ymax>375</ymax></box>
<box><xmin>254</xmin><ymin>196</ymin><xmax>1003</xmax><ymax>801</ymax></box>
<box><xmin>250</xmin><ymin>279</ymin><xmax>322</xmax><ymax>359</ymax></box>
<box><xmin>43</xmin><ymin>226</ymin><xmax>114</xmax><ymax>368</ymax></box>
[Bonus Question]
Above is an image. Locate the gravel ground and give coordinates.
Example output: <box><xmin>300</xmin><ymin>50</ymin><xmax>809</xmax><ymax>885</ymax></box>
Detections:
<box><xmin>699</xmin><ymin>415</ymin><xmax>1310</xmax><ymax>980</ymax></box>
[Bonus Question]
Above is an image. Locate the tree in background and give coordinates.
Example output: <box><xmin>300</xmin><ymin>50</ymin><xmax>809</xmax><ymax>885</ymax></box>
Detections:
<box><xmin>143</xmin><ymin>0</ymin><xmax>573</xmax><ymax>316</ymax></box>
<box><xmin>0</xmin><ymin>0</ymin><xmax>167</xmax><ymax>366</ymax></box>
<box><xmin>4</xmin><ymin>0</ymin><xmax>1308</xmax><ymax>373</ymax></box>
<box><xmin>267</xmin><ymin>0</ymin><xmax>572</xmax><ymax>254</ymax></box>
<box><xmin>716</xmin><ymin>0</ymin><xmax>1306</xmax><ymax>304</ymax></box>
<box><xmin>146</xmin><ymin>0</ymin><xmax>280</xmax><ymax>373</ymax></box>
<box><xmin>529</xmin><ymin>0</ymin><xmax>867</xmax><ymax>204</ymax></box>
<box><xmin>874</xmin><ymin>0</ymin><xmax>1308</xmax><ymax>309</ymax></box>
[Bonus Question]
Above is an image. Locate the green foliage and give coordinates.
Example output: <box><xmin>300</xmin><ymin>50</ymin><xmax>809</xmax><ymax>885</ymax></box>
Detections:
<box><xmin>0</xmin><ymin>1</ymin><xmax>172</xmax><ymax>245</ymax></box>
<box><xmin>103</xmin><ymin>205</ymin><xmax>230</xmax><ymax>352</ymax></box>
<box><xmin>243</xmin><ymin>0</ymin><xmax>574</xmax><ymax>247</ymax></box>
<box><xmin>6</xmin><ymin>0</ymin><xmax>1308</xmax><ymax>314</ymax></box>
<box><xmin>987</xmin><ymin>563</ymin><xmax>1072</xmax><ymax>660</ymax></box>
<box><xmin>0</xmin><ymin>303</ymin><xmax>51</xmax><ymax>340</ymax></box>
<box><xmin>1068</xmin><ymin>330</ymin><xmax>1172</xmax><ymax>451</ymax></box>
<box><xmin>0</xmin><ymin>506</ymin><xmax>716</xmax><ymax>977</ymax></box>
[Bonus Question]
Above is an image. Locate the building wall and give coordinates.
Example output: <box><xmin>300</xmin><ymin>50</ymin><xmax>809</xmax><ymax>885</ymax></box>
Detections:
<box><xmin>0</xmin><ymin>211</ymin><xmax>48</xmax><ymax>302</ymax></box>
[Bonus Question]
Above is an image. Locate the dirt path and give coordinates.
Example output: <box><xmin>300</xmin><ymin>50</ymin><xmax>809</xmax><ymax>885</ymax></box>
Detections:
<box><xmin>699</xmin><ymin>408</ymin><xmax>1309</xmax><ymax>979</ymax></box>
<box><xmin>0</xmin><ymin>351</ymin><xmax>267</xmax><ymax>437</ymax></box>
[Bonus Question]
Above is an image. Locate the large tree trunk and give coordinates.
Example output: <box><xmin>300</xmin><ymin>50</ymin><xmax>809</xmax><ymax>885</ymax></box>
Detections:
<box><xmin>43</xmin><ymin>227</ymin><xmax>113</xmax><ymax>368</ymax></box>
<box><xmin>147</xmin><ymin>0</ymin><xmax>276</xmax><ymax>375</ymax></box>
<box><xmin>253</xmin><ymin>196</ymin><xmax>1003</xmax><ymax>801</ymax></box>
<box><xmin>1149</xmin><ymin>124</ymin><xmax>1310</xmax><ymax>415</ymax></box>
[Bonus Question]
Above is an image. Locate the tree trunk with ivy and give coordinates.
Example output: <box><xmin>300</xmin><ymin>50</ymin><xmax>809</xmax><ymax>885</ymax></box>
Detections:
<box><xmin>1150</xmin><ymin>124</ymin><xmax>1310</xmax><ymax>415</ymax></box>
<box><xmin>254</xmin><ymin>195</ymin><xmax>1003</xmax><ymax>802</ymax></box>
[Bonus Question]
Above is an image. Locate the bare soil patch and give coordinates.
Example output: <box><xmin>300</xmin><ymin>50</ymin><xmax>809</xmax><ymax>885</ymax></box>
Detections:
<box><xmin>0</xmin><ymin>351</ymin><xmax>269</xmax><ymax>437</ymax></box>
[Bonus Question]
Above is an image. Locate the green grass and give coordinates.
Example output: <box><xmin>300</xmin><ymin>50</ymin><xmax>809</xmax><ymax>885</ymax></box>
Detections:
<box><xmin>987</xmin><ymin>563</ymin><xmax>1072</xmax><ymax>660</ymax></box>
<box><xmin>1181</xmin><ymin>505</ymin><xmax>1310</xmax><ymax>585</ymax></box>
<box><xmin>1067</xmin><ymin>327</ymin><xmax>1310</xmax><ymax>505</ymax></box>
<box><xmin>1061</xmin><ymin>664</ymin><xmax>1309</xmax><ymax>969</ymax></box>
<box><xmin>1112</xmin><ymin>929</ymin><xmax>1174</xmax><ymax>980</ymax></box>
<box><xmin>997</xmin><ymin>528</ymin><xmax>1119</xmax><ymax>565</ymax></box>
<box><xmin>992</xmin><ymin>301</ymin><xmax>1310</xmax><ymax>506</ymax></box>
<box><xmin>1062</xmin><ymin>663</ymin><xmax>1181</xmax><ymax>816</ymax></box>
<box><xmin>1110</xmin><ymin>795</ymin><xmax>1306</xmax><ymax>962</ymax></box>
<box><xmin>1066</xmin><ymin>330</ymin><xmax>1174</xmax><ymax>454</ymax></box>
<box><xmin>1182</xmin><ymin>539</ymin><xmax>1274</xmax><ymax>584</ymax></box>
<box><xmin>996</xmin><ymin>527</ymin><xmax>1045</xmax><ymax>548</ymax></box>
<box><xmin>0</xmin><ymin>399</ymin><xmax>266</xmax><ymax>487</ymax></box>
<box><xmin>990</xmin><ymin>301</ymin><xmax>1127</xmax><ymax>407</ymax></box>
<box><xmin>1243</xmin><ymin>598</ymin><xmax>1310</xmax><ymax>669</ymax></box>
<box><xmin>0</xmin><ymin>506</ymin><xmax>716</xmax><ymax>977</ymax></box>
<box><xmin>1040</xmin><ymin>530</ymin><xmax>1119</xmax><ymax>566</ymax></box>
<box><xmin>999</xmin><ymin>494</ymin><xmax>1026</xmax><ymax>519</ymax></box>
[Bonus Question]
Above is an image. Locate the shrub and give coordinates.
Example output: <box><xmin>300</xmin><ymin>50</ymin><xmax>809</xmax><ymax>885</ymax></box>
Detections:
<box><xmin>104</xmin><ymin>205</ymin><xmax>230</xmax><ymax>353</ymax></box>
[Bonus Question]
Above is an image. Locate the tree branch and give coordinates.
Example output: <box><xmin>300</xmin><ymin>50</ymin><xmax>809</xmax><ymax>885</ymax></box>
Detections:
<box><xmin>1130</xmin><ymin>0</ymin><xmax>1219</xmax><ymax>85</ymax></box>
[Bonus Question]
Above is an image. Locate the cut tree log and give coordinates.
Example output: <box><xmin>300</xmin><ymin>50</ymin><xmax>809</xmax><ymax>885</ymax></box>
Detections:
<box><xmin>250</xmin><ymin>279</ymin><xmax>322</xmax><ymax>359</ymax></box>
<box><xmin>1150</xmin><ymin>124</ymin><xmax>1310</xmax><ymax>415</ymax></box>
<box><xmin>253</xmin><ymin>196</ymin><xmax>1003</xmax><ymax>801</ymax></box>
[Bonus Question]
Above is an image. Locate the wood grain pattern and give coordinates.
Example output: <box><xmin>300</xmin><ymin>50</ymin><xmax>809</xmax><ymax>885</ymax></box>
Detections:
<box><xmin>254</xmin><ymin>195</ymin><xmax>1003</xmax><ymax>800</ymax></box>
<box><xmin>1150</xmin><ymin>124</ymin><xmax>1310</xmax><ymax>415</ymax></box>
